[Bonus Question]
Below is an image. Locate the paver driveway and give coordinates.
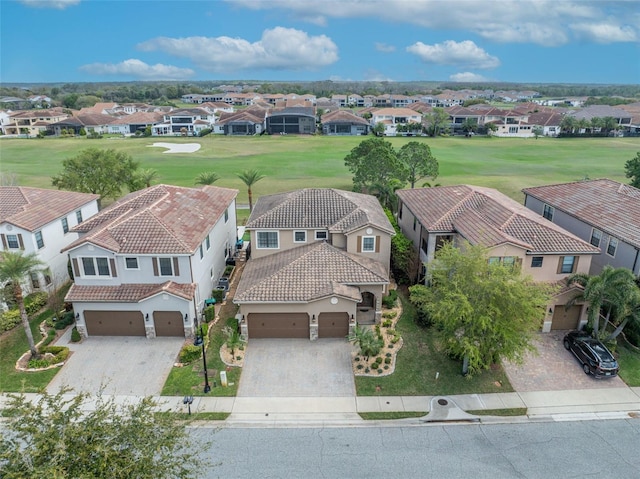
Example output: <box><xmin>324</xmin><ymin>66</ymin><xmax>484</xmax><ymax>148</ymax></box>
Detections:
<box><xmin>237</xmin><ymin>339</ymin><xmax>355</xmax><ymax>397</ymax></box>
<box><xmin>47</xmin><ymin>329</ymin><xmax>184</xmax><ymax>396</ymax></box>
<box><xmin>503</xmin><ymin>331</ymin><xmax>626</xmax><ymax>392</ymax></box>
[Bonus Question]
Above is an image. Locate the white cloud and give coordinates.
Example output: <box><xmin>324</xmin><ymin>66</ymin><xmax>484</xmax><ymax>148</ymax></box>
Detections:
<box><xmin>449</xmin><ymin>72</ymin><xmax>489</xmax><ymax>82</ymax></box>
<box><xmin>570</xmin><ymin>22</ymin><xmax>638</xmax><ymax>43</ymax></box>
<box><xmin>138</xmin><ymin>27</ymin><xmax>338</xmax><ymax>73</ymax></box>
<box><xmin>79</xmin><ymin>59</ymin><xmax>194</xmax><ymax>80</ymax></box>
<box><xmin>375</xmin><ymin>43</ymin><xmax>396</xmax><ymax>53</ymax></box>
<box><xmin>362</xmin><ymin>69</ymin><xmax>394</xmax><ymax>82</ymax></box>
<box><xmin>407</xmin><ymin>40</ymin><xmax>500</xmax><ymax>69</ymax></box>
<box><xmin>228</xmin><ymin>0</ymin><xmax>638</xmax><ymax>47</ymax></box>
<box><xmin>19</xmin><ymin>0</ymin><xmax>80</xmax><ymax>9</ymax></box>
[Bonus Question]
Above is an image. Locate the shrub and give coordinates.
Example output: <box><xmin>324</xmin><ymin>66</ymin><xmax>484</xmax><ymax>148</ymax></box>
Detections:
<box><xmin>41</xmin><ymin>329</ymin><xmax>56</xmax><ymax>347</ymax></box>
<box><xmin>0</xmin><ymin>309</ymin><xmax>21</xmax><ymax>332</ymax></box>
<box><xmin>377</xmin><ymin>368</ymin><xmax>383</xmax><ymax>374</ymax></box>
<box><xmin>384</xmin><ymin>365</ymin><xmax>389</xmax><ymax>370</ymax></box>
<box><xmin>24</xmin><ymin>292</ymin><xmax>48</xmax><ymax>315</ymax></box>
<box><xmin>39</xmin><ymin>345</ymin><xmax>70</xmax><ymax>364</ymax></box>
<box><xmin>384</xmin><ymin>357</ymin><xmax>391</xmax><ymax>364</ymax></box>
<box><xmin>203</xmin><ymin>305</ymin><xmax>216</xmax><ymax>323</ymax></box>
<box><xmin>382</xmin><ymin>290</ymin><xmax>398</xmax><ymax>309</ymax></box>
<box><xmin>179</xmin><ymin>345</ymin><xmax>202</xmax><ymax>364</ymax></box>
<box><xmin>382</xmin><ymin>319</ymin><xmax>393</xmax><ymax>327</ymax></box>
<box><xmin>54</xmin><ymin>312</ymin><xmax>75</xmax><ymax>330</ymax></box>
<box><xmin>364</xmin><ymin>367</ymin><xmax>370</xmax><ymax>373</ymax></box>
<box><xmin>71</xmin><ymin>327</ymin><xmax>81</xmax><ymax>342</ymax></box>
<box><xmin>382</xmin><ymin>311</ymin><xmax>397</xmax><ymax>319</ymax></box>
<box><xmin>386</xmin><ymin>328</ymin><xmax>397</xmax><ymax>337</ymax></box>
<box><xmin>28</xmin><ymin>359</ymin><xmax>50</xmax><ymax>369</ymax></box>
<box><xmin>354</xmin><ymin>356</ymin><xmax>360</xmax><ymax>362</ymax></box>
<box><xmin>385</xmin><ymin>352</ymin><xmax>392</xmax><ymax>358</ymax></box>
<box><xmin>210</xmin><ymin>289</ymin><xmax>226</xmax><ymax>303</ymax></box>
<box><xmin>357</xmin><ymin>364</ymin><xmax>364</xmax><ymax>370</ymax></box>
<box><xmin>224</xmin><ymin>265</ymin><xmax>234</xmax><ymax>276</ymax></box>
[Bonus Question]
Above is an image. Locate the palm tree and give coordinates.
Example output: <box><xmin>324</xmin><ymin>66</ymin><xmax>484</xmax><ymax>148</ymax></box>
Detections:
<box><xmin>237</xmin><ymin>169</ymin><xmax>265</xmax><ymax>212</ymax></box>
<box><xmin>194</xmin><ymin>171</ymin><xmax>220</xmax><ymax>186</ymax></box>
<box><xmin>606</xmin><ymin>292</ymin><xmax>640</xmax><ymax>341</ymax></box>
<box><xmin>0</xmin><ymin>251</ymin><xmax>45</xmax><ymax>358</ymax></box>
<box><xmin>139</xmin><ymin>168</ymin><xmax>159</xmax><ymax>188</ymax></box>
<box><xmin>348</xmin><ymin>325</ymin><xmax>383</xmax><ymax>360</ymax></box>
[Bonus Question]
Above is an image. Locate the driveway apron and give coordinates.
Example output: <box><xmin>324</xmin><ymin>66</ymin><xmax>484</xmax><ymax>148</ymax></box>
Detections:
<box><xmin>237</xmin><ymin>339</ymin><xmax>355</xmax><ymax>397</ymax></box>
<box><xmin>46</xmin><ymin>329</ymin><xmax>184</xmax><ymax>396</ymax></box>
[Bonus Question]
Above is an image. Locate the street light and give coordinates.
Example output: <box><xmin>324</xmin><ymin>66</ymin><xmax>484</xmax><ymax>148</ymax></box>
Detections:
<box><xmin>200</xmin><ymin>324</ymin><xmax>211</xmax><ymax>393</ymax></box>
<box><xmin>183</xmin><ymin>395</ymin><xmax>194</xmax><ymax>415</ymax></box>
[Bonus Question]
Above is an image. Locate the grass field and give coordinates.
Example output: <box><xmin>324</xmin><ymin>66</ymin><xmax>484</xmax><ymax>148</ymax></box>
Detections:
<box><xmin>1</xmin><ymin>135</ymin><xmax>638</xmax><ymax>204</ymax></box>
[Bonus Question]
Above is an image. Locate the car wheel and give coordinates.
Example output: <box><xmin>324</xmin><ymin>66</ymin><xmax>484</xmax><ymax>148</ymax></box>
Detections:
<box><xmin>563</xmin><ymin>340</ymin><xmax>570</xmax><ymax>350</ymax></box>
<box><xmin>583</xmin><ymin>363</ymin><xmax>591</xmax><ymax>375</ymax></box>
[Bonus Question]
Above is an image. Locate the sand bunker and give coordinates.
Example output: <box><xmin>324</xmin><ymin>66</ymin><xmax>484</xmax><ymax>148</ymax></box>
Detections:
<box><xmin>148</xmin><ymin>142</ymin><xmax>201</xmax><ymax>153</ymax></box>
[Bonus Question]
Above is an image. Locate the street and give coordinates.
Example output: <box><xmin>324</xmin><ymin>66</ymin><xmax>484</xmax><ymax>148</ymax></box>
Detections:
<box><xmin>191</xmin><ymin>418</ymin><xmax>640</xmax><ymax>478</ymax></box>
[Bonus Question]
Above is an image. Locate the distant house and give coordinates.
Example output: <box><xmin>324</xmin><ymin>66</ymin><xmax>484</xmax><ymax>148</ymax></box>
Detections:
<box><xmin>151</xmin><ymin>108</ymin><xmax>215</xmax><ymax>136</ymax></box>
<box><xmin>49</xmin><ymin>113</ymin><xmax>115</xmax><ymax>136</ymax></box>
<box><xmin>396</xmin><ymin>185</ymin><xmax>599</xmax><ymax>331</ymax></box>
<box><xmin>3</xmin><ymin>108</ymin><xmax>69</xmax><ymax>137</ymax></box>
<box><xmin>321</xmin><ymin>110</ymin><xmax>369</xmax><ymax>135</ymax></box>
<box><xmin>523</xmin><ymin>179</ymin><xmax>640</xmax><ymax>276</ymax></box>
<box><xmin>215</xmin><ymin>106</ymin><xmax>267</xmax><ymax>135</ymax></box>
<box><xmin>265</xmin><ymin>107</ymin><xmax>316</xmax><ymax>134</ymax></box>
<box><xmin>370</xmin><ymin>108</ymin><xmax>423</xmax><ymax>136</ymax></box>
<box><xmin>107</xmin><ymin>111</ymin><xmax>164</xmax><ymax>136</ymax></box>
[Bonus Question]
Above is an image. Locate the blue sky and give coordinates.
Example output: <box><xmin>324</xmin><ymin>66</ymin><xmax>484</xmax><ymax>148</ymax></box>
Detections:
<box><xmin>1</xmin><ymin>0</ymin><xmax>639</xmax><ymax>84</ymax></box>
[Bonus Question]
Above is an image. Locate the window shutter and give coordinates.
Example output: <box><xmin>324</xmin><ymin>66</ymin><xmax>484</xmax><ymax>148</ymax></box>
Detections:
<box><xmin>152</xmin><ymin>257</ymin><xmax>159</xmax><ymax>276</ymax></box>
<box><xmin>0</xmin><ymin>234</ymin><xmax>6</xmax><ymax>249</ymax></box>
<box><xmin>375</xmin><ymin>236</ymin><xmax>380</xmax><ymax>253</ymax></box>
<box><xmin>18</xmin><ymin>234</ymin><xmax>24</xmax><ymax>250</ymax></box>
<box><xmin>357</xmin><ymin>236</ymin><xmax>362</xmax><ymax>253</ymax></box>
<box><xmin>556</xmin><ymin>257</ymin><xmax>563</xmax><ymax>274</ymax></box>
<box><xmin>109</xmin><ymin>258</ymin><xmax>117</xmax><ymax>277</ymax></box>
<box><xmin>573</xmin><ymin>256</ymin><xmax>579</xmax><ymax>273</ymax></box>
<box><xmin>72</xmin><ymin>258</ymin><xmax>80</xmax><ymax>277</ymax></box>
<box><xmin>173</xmin><ymin>257</ymin><xmax>180</xmax><ymax>276</ymax></box>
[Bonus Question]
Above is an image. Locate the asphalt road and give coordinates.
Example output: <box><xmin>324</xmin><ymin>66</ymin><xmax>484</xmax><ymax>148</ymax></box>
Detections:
<box><xmin>191</xmin><ymin>419</ymin><xmax>640</xmax><ymax>478</ymax></box>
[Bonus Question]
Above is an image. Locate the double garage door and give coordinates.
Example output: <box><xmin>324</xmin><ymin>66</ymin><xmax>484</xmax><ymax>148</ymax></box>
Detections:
<box><xmin>84</xmin><ymin>310</ymin><xmax>184</xmax><ymax>337</ymax></box>
<box><xmin>247</xmin><ymin>312</ymin><xmax>349</xmax><ymax>339</ymax></box>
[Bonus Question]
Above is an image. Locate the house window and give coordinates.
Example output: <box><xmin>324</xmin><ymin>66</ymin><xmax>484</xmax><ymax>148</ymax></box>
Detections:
<box><xmin>76</xmin><ymin>210</ymin><xmax>83</xmax><ymax>223</ymax></box>
<box><xmin>81</xmin><ymin>257</ymin><xmax>111</xmax><ymax>277</ymax></box>
<box><xmin>159</xmin><ymin>257</ymin><xmax>174</xmax><ymax>276</ymax></box>
<box><xmin>509</xmin><ymin>126</ymin><xmax>518</xmax><ymax>133</ymax></box>
<box><xmin>315</xmin><ymin>231</ymin><xmax>328</xmax><ymax>241</ymax></box>
<box><xmin>531</xmin><ymin>256</ymin><xmax>543</xmax><ymax>268</ymax></box>
<box><xmin>488</xmin><ymin>257</ymin><xmax>501</xmax><ymax>265</ymax></box>
<box><xmin>502</xmin><ymin>256</ymin><xmax>516</xmax><ymax>267</ymax></box>
<box><xmin>294</xmin><ymin>231</ymin><xmax>306</xmax><ymax>243</ymax></box>
<box><xmin>61</xmin><ymin>217</ymin><xmax>69</xmax><ymax>234</ymax></box>
<box><xmin>590</xmin><ymin>228</ymin><xmax>602</xmax><ymax>247</ymax></box>
<box><xmin>257</xmin><ymin>231</ymin><xmax>279</xmax><ymax>249</ymax></box>
<box><xmin>30</xmin><ymin>272</ymin><xmax>40</xmax><ymax>289</ymax></box>
<box><xmin>542</xmin><ymin>204</ymin><xmax>554</xmax><ymax>221</ymax></box>
<box><xmin>413</xmin><ymin>217</ymin><xmax>417</xmax><ymax>231</ymax></box>
<box><xmin>607</xmin><ymin>237</ymin><xmax>618</xmax><ymax>257</ymax></box>
<box><xmin>224</xmin><ymin>208</ymin><xmax>229</xmax><ymax>223</ymax></box>
<box><xmin>362</xmin><ymin>236</ymin><xmax>375</xmax><ymax>252</ymax></box>
<box><xmin>35</xmin><ymin>231</ymin><xmax>44</xmax><ymax>249</ymax></box>
<box><xmin>125</xmin><ymin>257</ymin><xmax>139</xmax><ymax>269</ymax></box>
<box><xmin>6</xmin><ymin>234</ymin><xmax>20</xmax><ymax>249</ymax></box>
<box><xmin>559</xmin><ymin>256</ymin><xmax>577</xmax><ymax>274</ymax></box>
<box><xmin>398</xmin><ymin>203</ymin><xmax>403</xmax><ymax>220</ymax></box>
<box><xmin>199</xmin><ymin>244</ymin><xmax>204</xmax><ymax>259</ymax></box>
<box><xmin>206</xmin><ymin>234</ymin><xmax>210</xmax><ymax>250</ymax></box>
<box><xmin>44</xmin><ymin>272</ymin><xmax>52</xmax><ymax>285</ymax></box>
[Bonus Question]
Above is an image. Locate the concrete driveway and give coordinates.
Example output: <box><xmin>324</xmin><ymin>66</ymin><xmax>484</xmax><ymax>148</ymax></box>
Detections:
<box><xmin>47</xmin><ymin>328</ymin><xmax>184</xmax><ymax>396</ymax></box>
<box><xmin>503</xmin><ymin>331</ymin><xmax>626</xmax><ymax>392</ymax></box>
<box><xmin>237</xmin><ymin>339</ymin><xmax>355</xmax><ymax>397</ymax></box>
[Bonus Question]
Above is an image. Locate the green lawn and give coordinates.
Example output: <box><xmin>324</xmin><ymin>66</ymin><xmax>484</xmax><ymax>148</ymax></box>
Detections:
<box><xmin>617</xmin><ymin>343</ymin><xmax>640</xmax><ymax>386</ymax></box>
<box><xmin>355</xmin><ymin>294</ymin><xmax>514</xmax><ymax>396</ymax></box>
<box><xmin>1</xmin><ymin>135</ymin><xmax>637</xmax><ymax>204</ymax></box>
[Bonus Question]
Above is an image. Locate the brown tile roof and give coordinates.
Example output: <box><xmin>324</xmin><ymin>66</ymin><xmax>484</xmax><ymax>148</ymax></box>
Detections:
<box><xmin>108</xmin><ymin>111</ymin><xmax>164</xmax><ymax>125</ymax></box>
<box><xmin>0</xmin><ymin>187</ymin><xmax>99</xmax><ymax>231</ymax></box>
<box><xmin>522</xmin><ymin>179</ymin><xmax>640</xmax><ymax>248</ymax></box>
<box><xmin>246</xmin><ymin>188</ymin><xmax>394</xmax><ymax>235</ymax></box>
<box><xmin>234</xmin><ymin>242</ymin><xmax>388</xmax><ymax>303</ymax></box>
<box><xmin>321</xmin><ymin>110</ymin><xmax>369</xmax><ymax>125</ymax></box>
<box><xmin>65</xmin><ymin>281</ymin><xmax>195</xmax><ymax>302</ymax></box>
<box><xmin>64</xmin><ymin>184</ymin><xmax>238</xmax><ymax>254</ymax></box>
<box><xmin>397</xmin><ymin>185</ymin><xmax>599</xmax><ymax>254</ymax></box>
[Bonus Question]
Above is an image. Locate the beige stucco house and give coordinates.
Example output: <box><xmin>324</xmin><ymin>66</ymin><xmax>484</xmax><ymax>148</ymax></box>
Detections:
<box><xmin>234</xmin><ymin>188</ymin><xmax>394</xmax><ymax>340</ymax></box>
<box><xmin>396</xmin><ymin>185</ymin><xmax>600</xmax><ymax>332</ymax></box>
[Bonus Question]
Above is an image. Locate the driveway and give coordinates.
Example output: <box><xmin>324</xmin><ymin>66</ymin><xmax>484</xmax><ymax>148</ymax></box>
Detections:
<box><xmin>237</xmin><ymin>339</ymin><xmax>355</xmax><ymax>397</ymax></box>
<box><xmin>503</xmin><ymin>331</ymin><xmax>626</xmax><ymax>392</ymax></box>
<box><xmin>47</xmin><ymin>328</ymin><xmax>184</xmax><ymax>396</ymax></box>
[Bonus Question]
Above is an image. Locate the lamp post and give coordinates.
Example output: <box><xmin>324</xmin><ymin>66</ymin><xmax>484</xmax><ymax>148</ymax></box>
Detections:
<box><xmin>193</xmin><ymin>312</ymin><xmax>203</xmax><ymax>346</ymax></box>
<box><xmin>200</xmin><ymin>324</ymin><xmax>211</xmax><ymax>393</ymax></box>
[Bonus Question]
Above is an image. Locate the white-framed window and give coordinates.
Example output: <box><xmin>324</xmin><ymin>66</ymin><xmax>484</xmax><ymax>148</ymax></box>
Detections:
<box><xmin>76</xmin><ymin>210</ymin><xmax>83</xmax><ymax>223</ymax></box>
<box><xmin>315</xmin><ymin>230</ymin><xmax>328</xmax><ymax>241</ymax></box>
<box><xmin>362</xmin><ymin>236</ymin><xmax>375</xmax><ymax>252</ymax></box>
<box><xmin>558</xmin><ymin>256</ymin><xmax>576</xmax><ymax>274</ymax></box>
<box><xmin>509</xmin><ymin>126</ymin><xmax>518</xmax><ymax>133</ymax></box>
<box><xmin>542</xmin><ymin>204</ymin><xmax>554</xmax><ymax>221</ymax></box>
<box><xmin>81</xmin><ymin>257</ymin><xmax>111</xmax><ymax>277</ymax></box>
<box><xmin>294</xmin><ymin>231</ymin><xmax>307</xmax><ymax>243</ymax></box>
<box><xmin>159</xmin><ymin>257</ymin><xmax>174</xmax><ymax>276</ymax></box>
<box><xmin>257</xmin><ymin>231</ymin><xmax>279</xmax><ymax>249</ymax></box>
<box><xmin>6</xmin><ymin>234</ymin><xmax>20</xmax><ymax>249</ymax></box>
<box><xmin>590</xmin><ymin>228</ymin><xmax>602</xmax><ymax>247</ymax></box>
<box><xmin>61</xmin><ymin>217</ymin><xmax>69</xmax><ymax>234</ymax></box>
<box><xmin>125</xmin><ymin>257</ymin><xmax>139</xmax><ymax>269</ymax></box>
<box><xmin>35</xmin><ymin>231</ymin><xmax>44</xmax><ymax>249</ymax></box>
<box><xmin>607</xmin><ymin>237</ymin><xmax>618</xmax><ymax>257</ymax></box>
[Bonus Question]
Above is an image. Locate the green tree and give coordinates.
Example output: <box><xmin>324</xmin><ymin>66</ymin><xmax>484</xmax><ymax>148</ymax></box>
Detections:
<box><xmin>0</xmin><ymin>389</ymin><xmax>211</xmax><ymax>478</ymax></box>
<box><xmin>461</xmin><ymin>118</ymin><xmax>478</xmax><ymax>136</ymax></box>
<box><xmin>397</xmin><ymin>141</ymin><xmax>439</xmax><ymax>188</ymax></box>
<box><xmin>485</xmin><ymin>122</ymin><xmax>498</xmax><ymax>136</ymax></box>
<box><xmin>409</xmin><ymin>243</ymin><xmax>554</xmax><ymax>376</ymax></box>
<box><xmin>0</xmin><ymin>251</ymin><xmax>45</xmax><ymax>358</ymax></box>
<box><xmin>348</xmin><ymin>325</ymin><xmax>383</xmax><ymax>360</ymax></box>
<box><xmin>532</xmin><ymin>126</ymin><xmax>544</xmax><ymax>139</ymax></box>
<box><xmin>237</xmin><ymin>169</ymin><xmax>265</xmax><ymax>212</ymax></box>
<box><xmin>62</xmin><ymin>93</ymin><xmax>78</xmax><ymax>109</ymax></box>
<box><xmin>372</xmin><ymin>122</ymin><xmax>385</xmax><ymax>136</ymax></box>
<box><xmin>560</xmin><ymin>116</ymin><xmax>577</xmax><ymax>134</ymax></box>
<box><xmin>194</xmin><ymin>171</ymin><xmax>220</xmax><ymax>186</ymax></box>
<box><xmin>424</xmin><ymin>108</ymin><xmax>450</xmax><ymax>136</ymax></box>
<box><xmin>624</xmin><ymin>152</ymin><xmax>640</xmax><ymax>188</ymax></box>
<box><xmin>344</xmin><ymin>137</ymin><xmax>408</xmax><ymax>193</ymax></box>
<box><xmin>138</xmin><ymin>168</ymin><xmax>159</xmax><ymax>188</ymax></box>
<box><xmin>51</xmin><ymin>148</ymin><xmax>140</xmax><ymax>208</ymax></box>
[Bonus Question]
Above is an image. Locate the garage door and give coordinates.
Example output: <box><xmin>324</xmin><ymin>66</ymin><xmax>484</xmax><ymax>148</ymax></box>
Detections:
<box><xmin>84</xmin><ymin>310</ymin><xmax>145</xmax><ymax>336</ymax></box>
<box><xmin>551</xmin><ymin>304</ymin><xmax>582</xmax><ymax>330</ymax></box>
<box><xmin>247</xmin><ymin>313</ymin><xmax>309</xmax><ymax>338</ymax></box>
<box><xmin>153</xmin><ymin>311</ymin><xmax>184</xmax><ymax>337</ymax></box>
<box><xmin>318</xmin><ymin>312</ymin><xmax>349</xmax><ymax>338</ymax></box>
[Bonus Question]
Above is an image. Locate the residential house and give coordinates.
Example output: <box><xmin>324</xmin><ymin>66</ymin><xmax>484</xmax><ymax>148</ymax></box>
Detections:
<box><xmin>522</xmin><ymin>179</ymin><xmax>640</xmax><ymax>276</ymax></box>
<box><xmin>107</xmin><ymin>111</ymin><xmax>164</xmax><ymax>136</ymax></box>
<box><xmin>321</xmin><ymin>110</ymin><xmax>370</xmax><ymax>135</ymax></box>
<box><xmin>62</xmin><ymin>184</ymin><xmax>238</xmax><ymax>339</ymax></box>
<box><xmin>3</xmin><ymin>108</ymin><xmax>69</xmax><ymax>136</ymax></box>
<box><xmin>568</xmin><ymin>105</ymin><xmax>633</xmax><ymax>132</ymax></box>
<box><xmin>215</xmin><ymin>106</ymin><xmax>267</xmax><ymax>135</ymax></box>
<box><xmin>0</xmin><ymin>187</ymin><xmax>99</xmax><ymax>296</ymax></box>
<box><xmin>234</xmin><ymin>188</ymin><xmax>394</xmax><ymax>340</ymax></box>
<box><xmin>49</xmin><ymin>113</ymin><xmax>116</xmax><ymax>136</ymax></box>
<box><xmin>370</xmin><ymin>108</ymin><xmax>423</xmax><ymax>136</ymax></box>
<box><xmin>265</xmin><ymin>107</ymin><xmax>316</xmax><ymax>134</ymax></box>
<box><xmin>151</xmin><ymin>108</ymin><xmax>215</xmax><ymax>136</ymax></box>
<box><xmin>396</xmin><ymin>185</ymin><xmax>599</xmax><ymax>331</ymax></box>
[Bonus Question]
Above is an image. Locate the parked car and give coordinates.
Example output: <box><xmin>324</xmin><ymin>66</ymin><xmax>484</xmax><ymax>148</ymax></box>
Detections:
<box><xmin>563</xmin><ymin>331</ymin><xmax>619</xmax><ymax>378</ymax></box>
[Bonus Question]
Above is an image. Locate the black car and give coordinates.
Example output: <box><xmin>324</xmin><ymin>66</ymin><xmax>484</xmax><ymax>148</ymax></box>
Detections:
<box><xmin>563</xmin><ymin>331</ymin><xmax>619</xmax><ymax>378</ymax></box>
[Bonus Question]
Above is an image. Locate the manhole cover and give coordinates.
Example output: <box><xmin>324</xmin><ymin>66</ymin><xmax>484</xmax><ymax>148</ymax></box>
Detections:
<box><xmin>437</xmin><ymin>399</ymin><xmax>448</xmax><ymax>406</ymax></box>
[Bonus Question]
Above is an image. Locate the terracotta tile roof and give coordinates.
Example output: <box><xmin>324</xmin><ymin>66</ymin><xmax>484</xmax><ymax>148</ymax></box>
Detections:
<box><xmin>108</xmin><ymin>111</ymin><xmax>164</xmax><ymax>125</ymax></box>
<box><xmin>0</xmin><ymin>187</ymin><xmax>98</xmax><ymax>231</ymax></box>
<box><xmin>65</xmin><ymin>184</ymin><xmax>237</xmax><ymax>254</ymax></box>
<box><xmin>522</xmin><ymin>179</ymin><xmax>640</xmax><ymax>248</ymax></box>
<box><xmin>397</xmin><ymin>185</ymin><xmax>599</xmax><ymax>254</ymax></box>
<box><xmin>234</xmin><ymin>242</ymin><xmax>388</xmax><ymax>303</ymax></box>
<box><xmin>65</xmin><ymin>281</ymin><xmax>195</xmax><ymax>302</ymax></box>
<box><xmin>321</xmin><ymin>110</ymin><xmax>369</xmax><ymax>125</ymax></box>
<box><xmin>246</xmin><ymin>188</ymin><xmax>394</xmax><ymax>235</ymax></box>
